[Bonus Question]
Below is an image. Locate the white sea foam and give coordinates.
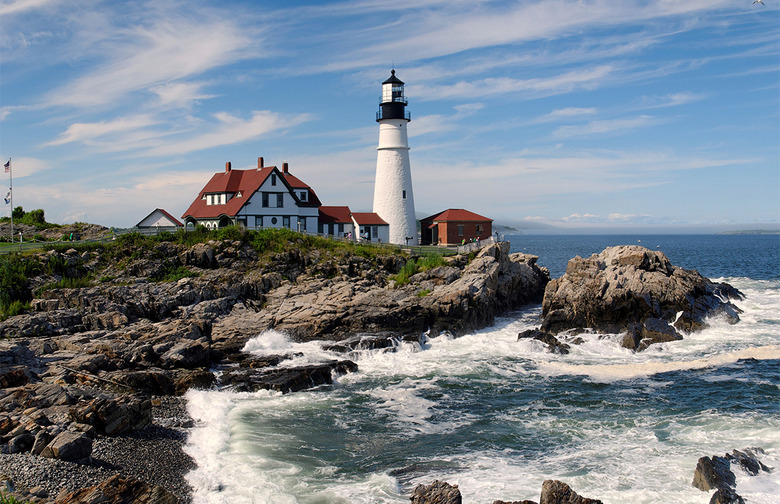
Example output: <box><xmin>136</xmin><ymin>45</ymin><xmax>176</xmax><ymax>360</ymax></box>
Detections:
<box><xmin>185</xmin><ymin>277</ymin><xmax>780</xmax><ymax>503</ymax></box>
<box><xmin>537</xmin><ymin>345</ymin><xmax>780</xmax><ymax>382</ymax></box>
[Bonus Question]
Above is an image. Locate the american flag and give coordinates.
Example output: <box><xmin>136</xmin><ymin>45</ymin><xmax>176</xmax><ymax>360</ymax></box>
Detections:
<box><xmin>3</xmin><ymin>159</ymin><xmax>9</xmax><ymax>173</ymax></box>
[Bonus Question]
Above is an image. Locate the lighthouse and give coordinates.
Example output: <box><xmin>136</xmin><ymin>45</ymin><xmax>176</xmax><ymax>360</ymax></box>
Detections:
<box><xmin>373</xmin><ymin>69</ymin><xmax>418</xmax><ymax>246</ymax></box>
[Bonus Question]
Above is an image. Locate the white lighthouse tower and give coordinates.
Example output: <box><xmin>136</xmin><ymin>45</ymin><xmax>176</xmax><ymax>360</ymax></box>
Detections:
<box><xmin>373</xmin><ymin>69</ymin><xmax>418</xmax><ymax>246</ymax></box>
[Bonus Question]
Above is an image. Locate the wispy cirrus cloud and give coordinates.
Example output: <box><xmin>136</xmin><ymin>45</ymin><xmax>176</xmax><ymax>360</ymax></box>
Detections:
<box><xmin>145</xmin><ymin>111</ymin><xmax>312</xmax><ymax>157</ymax></box>
<box><xmin>411</xmin><ymin>66</ymin><xmax>614</xmax><ymax>102</ymax></box>
<box><xmin>553</xmin><ymin>115</ymin><xmax>665</xmax><ymax>138</ymax></box>
<box><xmin>45</xmin><ymin>11</ymin><xmax>259</xmax><ymax>108</ymax></box>
<box><xmin>0</xmin><ymin>0</ymin><xmax>56</xmax><ymax>16</ymax></box>
<box><xmin>45</xmin><ymin>115</ymin><xmax>158</xmax><ymax>146</ymax></box>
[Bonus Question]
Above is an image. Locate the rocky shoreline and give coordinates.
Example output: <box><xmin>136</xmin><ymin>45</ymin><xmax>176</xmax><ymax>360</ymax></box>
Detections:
<box><xmin>0</xmin><ymin>236</ymin><xmax>754</xmax><ymax>503</ymax></box>
<box><xmin>1</xmin><ymin>234</ymin><xmax>550</xmax><ymax>502</ymax></box>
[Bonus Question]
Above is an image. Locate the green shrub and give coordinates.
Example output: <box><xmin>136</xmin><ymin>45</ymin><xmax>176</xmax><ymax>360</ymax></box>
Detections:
<box><xmin>417</xmin><ymin>254</ymin><xmax>445</xmax><ymax>272</ymax></box>
<box><xmin>0</xmin><ymin>255</ymin><xmax>41</xmax><ymax>316</ymax></box>
<box><xmin>0</xmin><ymin>491</ymin><xmax>32</xmax><ymax>503</ymax></box>
<box><xmin>417</xmin><ymin>288</ymin><xmax>431</xmax><ymax>297</ymax></box>
<box><xmin>151</xmin><ymin>265</ymin><xmax>199</xmax><ymax>282</ymax></box>
<box><xmin>391</xmin><ymin>259</ymin><xmax>419</xmax><ymax>286</ymax></box>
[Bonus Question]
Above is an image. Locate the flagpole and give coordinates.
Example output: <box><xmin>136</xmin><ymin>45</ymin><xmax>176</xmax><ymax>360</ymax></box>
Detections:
<box><xmin>8</xmin><ymin>158</ymin><xmax>13</xmax><ymax>243</ymax></box>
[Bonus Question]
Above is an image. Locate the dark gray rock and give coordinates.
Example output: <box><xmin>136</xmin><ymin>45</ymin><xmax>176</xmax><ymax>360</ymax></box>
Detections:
<box><xmin>219</xmin><ymin>360</ymin><xmax>358</xmax><ymax>394</ymax></box>
<box><xmin>69</xmin><ymin>395</ymin><xmax>151</xmax><ymax>435</ymax></box>
<box><xmin>709</xmin><ymin>487</ymin><xmax>745</xmax><ymax>504</ymax></box>
<box><xmin>541</xmin><ymin>246</ymin><xmax>742</xmax><ymax>351</ymax></box>
<box><xmin>410</xmin><ymin>480</ymin><xmax>462</xmax><ymax>504</ymax></box>
<box><xmin>539</xmin><ymin>480</ymin><xmax>603</xmax><ymax>504</ymax></box>
<box><xmin>518</xmin><ymin>329</ymin><xmax>570</xmax><ymax>354</ymax></box>
<box><xmin>692</xmin><ymin>455</ymin><xmax>736</xmax><ymax>492</ymax></box>
<box><xmin>40</xmin><ymin>431</ymin><xmax>92</xmax><ymax>463</ymax></box>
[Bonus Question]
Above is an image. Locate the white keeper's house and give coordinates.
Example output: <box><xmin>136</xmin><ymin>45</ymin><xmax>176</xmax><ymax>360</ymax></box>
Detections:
<box><xmin>182</xmin><ymin>156</ymin><xmax>391</xmax><ymax>243</ymax></box>
<box><xmin>182</xmin><ymin>157</ymin><xmax>321</xmax><ymax>232</ymax></box>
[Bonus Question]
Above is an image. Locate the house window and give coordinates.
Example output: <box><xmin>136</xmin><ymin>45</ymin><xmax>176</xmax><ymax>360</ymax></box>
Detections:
<box><xmin>300</xmin><ymin>191</ymin><xmax>307</xmax><ymax>201</ymax></box>
<box><xmin>476</xmin><ymin>224</ymin><xmax>483</xmax><ymax>234</ymax></box>
<box><xmin>402</xmin><ymin>190</ymin><xmax>406</xmax><ymax>199</ymax></box>
<box><xmin>458</xmin><ymin>225</ymin><xmax>464</xmax><ymax>236</ymax></box>
<box><xmin>262</xmin><ymin>193</ymin><xmax>269</xmax><ymax>208</ymax></box>
<box><xmin>271</xmin><ymin>217</ymin><xmax>278</xmax><ymax>225</ymax></box>
<box><xmin>276</xmin><ymin>193</ymin><xmax>283</xmax><ymax>207</ymax></box>
<box><xmin>337</xmin><ymin>223</ymin><xmax>344</xmax><ymax>234</ymax></box>
<box><xmin>271</xmin><ymin>174</ymin><xmax>277</xmax><ymax>186</ymax></box>
<box><xmin>283</xmin><ymin>216</ymin><xmax>290</xmax><ymax>228</ymax></box>
<box><xmin>298</xmin><ymin>218</ymin><xmax>306</xmax><ymax>232</ymax></box>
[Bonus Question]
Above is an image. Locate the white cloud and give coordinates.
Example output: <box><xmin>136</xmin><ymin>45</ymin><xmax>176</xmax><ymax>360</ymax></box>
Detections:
<box><xmin>46</xmin><ymin>13</ymin><xmax>257</xmax><ymax>108</ymax></box>
<box><xmin>46</xmin><ymin>115</ymin><xmax>158</xmax><ymax>146</ymax></box>
<box><xmin>410</xmin><ymin>66</ymin><xmax>614</xmax><ymax>101</ymax></box>
<box><xmin>0</xmin><ymin>156</ymin><xmax>49</xmax><ymax>178</ymax></box>
<box><xmin>150</xmin><ymin>82</ymin><xmax>216</xmax><ymax>109</ymax></box>
<box><xmin>553</xmin><ymin>115</ymin><xmax>665</xmax><ymax>138</ymax></box>
<box><xmin>145</xmin><ymin>111</ymin><xmax>312</xmax><ymax>157</ymax></box>
<box><xmin>0</xmin><ymin>0</ymin><xmax>56</xmax><ymax>16</ymax></box>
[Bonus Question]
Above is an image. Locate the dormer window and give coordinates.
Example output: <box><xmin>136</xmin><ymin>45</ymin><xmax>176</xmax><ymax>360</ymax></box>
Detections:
<box><xmin>299</xmin><ymin>191</ymin><xmax>307</xmax><ymax>201</ymax></box>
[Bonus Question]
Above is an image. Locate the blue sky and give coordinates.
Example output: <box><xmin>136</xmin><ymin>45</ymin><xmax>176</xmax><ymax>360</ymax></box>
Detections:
<box><xmin>1</xmin><ymin>0</ymin><xmax>778</xmax><ymax>232</ymax></box>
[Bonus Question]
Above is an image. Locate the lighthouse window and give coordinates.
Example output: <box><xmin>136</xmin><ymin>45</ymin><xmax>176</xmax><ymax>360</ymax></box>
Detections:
<box><xmin>402</xmin><ymin>190</ymin><xmax>406</xmax><ymax>199</ymax></box>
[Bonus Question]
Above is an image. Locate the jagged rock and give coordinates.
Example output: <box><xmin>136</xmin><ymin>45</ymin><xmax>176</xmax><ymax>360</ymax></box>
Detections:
<box><xmin>692</xmin><ymin>455</ymin><xmax>736</xmax><ymax>492</ymax></box>
<box><xmin>518</xmin><ymin>329</ymin><xmax>570</xmax><ymax>354</ymax></box>
<box><xmin>7</xmin><ymin>432</ymin><xmax>35</xmax><ymax>453</ymax></box>
<box><xmin>69</xmin><ymin>395</ymin><xmax>151</xmax><ymax>435</ymax></box>
<box><xmin>709</xmin><ymin>487</ymin><xmax>745</xmax><ymax>504</ymax></box>
<box><xmin>0</xmin><ymin>368</ymin><xmax>29</xmax><ymax>388</ymax></box>
<box><xmin>541</xmin><ymin>246</ymin><xmax>743</xmax><ymax>350</ymax></box>
<box><xmin>39</xmin><ymin>430</ymin><xmax>92</xmax><ymax>463</ymax></box>
<box><xmin>53</xmin><ymin>474</ymin><xmax>177</xmax><ymax>504</ymax></box>
<box><xmin>410</xmin><ymin>480</ymin><xmax>462</xmax><ymax>504</ymax></box>
<box><xmin>539</xmin><ymin>480</ymin><xmax>603</xmax><ymax>504</ymax></box>
<box><xmin>219</xmin><ymin>360</ymin><xmax>358</xmax><ymax>393</ymax></box>
<box><xmin>493</xmin><ymin>500</ymin><xmax>537</xmax><ymax>504</ymax></box>
<box><xmin>31</xmin><ymin>429</ymin><xmax>55</xmax><ymax>455</ymax></box>
<box><xmin>726</xmin><ymin>447</ymin><xmax>771</xmax><ymax>476</ymax></box>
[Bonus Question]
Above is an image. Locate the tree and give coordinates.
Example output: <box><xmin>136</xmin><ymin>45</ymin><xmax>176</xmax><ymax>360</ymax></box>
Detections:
<box><xmin>11</xmin><ymin>206</ymin><xmax>24</xmax><ymax>220</ymax></box>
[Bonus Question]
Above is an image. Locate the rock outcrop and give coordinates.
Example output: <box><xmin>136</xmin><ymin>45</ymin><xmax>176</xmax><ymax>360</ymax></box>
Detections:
<box><xmin>411</xmin><ymin>479</ymin><xmax>603</xmax><ymax>504</ymax></box>
<box><xmin>540</xmin><ymin>246</ymin><xmax>743</xmax><ymax>351</ymax></box>
<box><xmin>1</xmin><ymin>236</ymin><xmax>549</xmax><ymax>502</ymax></box>
<box><xmin>692</xmin><ymin>448</ymin><xmax>771</xmax><ymax>504</ymax></box>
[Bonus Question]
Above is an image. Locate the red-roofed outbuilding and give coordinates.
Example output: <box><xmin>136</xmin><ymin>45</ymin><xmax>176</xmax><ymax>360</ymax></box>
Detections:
<box><xmin>420</xmin><ymin>209</ymin><xmax>492</xmax><ymax>246</ymax></box>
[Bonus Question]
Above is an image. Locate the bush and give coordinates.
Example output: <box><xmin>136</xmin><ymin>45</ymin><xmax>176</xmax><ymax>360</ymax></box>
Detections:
<box><xmin>0</xmin><ymin>255</ymin><xmax>41</xmax><ymax>320</ymax></box>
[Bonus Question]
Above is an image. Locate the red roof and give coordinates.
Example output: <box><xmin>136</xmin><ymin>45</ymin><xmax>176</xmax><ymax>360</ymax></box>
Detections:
<box><xmin>182</xmin><ymin>163</ymin><xmax>321</xmax><ymax>220</ymax></box>
<box><xmin>351</xmin><ymin>212</ymin><xmax>388</xmax><ymax>226</ymax></box>
<box><xmin>283</xmin><ymin>172</ymin><xmax>322</xmax><ymax>207</ymax></box>
<box><xmin>319</xmin><ymin>206</ymin><xmax>352</xmax><ymax>224</ymax></box>
<box><xmin>421</xmin><ymin>208</ymin><xmax>492</xmax><ymax>223</ymax></box>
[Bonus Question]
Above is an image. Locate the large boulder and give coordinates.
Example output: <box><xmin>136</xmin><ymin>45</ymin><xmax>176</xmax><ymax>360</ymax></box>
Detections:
<box><xmin>410</xmin><ymin>480</ymin><xmax>462</xmax><ymax>504</ymax></box>
<box><xmin>39</xmin><ymin>431</ymin><xmax>92</xmax><ymax>463</ymax></box>
<box><xmin>54</xmin><ymin>474</ymin><xmax>177</xmax><ymax>504</ymax></box>
<box><xmin>69</xmin><ymin>395</ymin><xmax>151</xmax><ymax>435</ymax></box>
<box><xmin>539</xmin><ymin>480</ymin><xmax>603</xmax><ymax>504</ymax></box>
<box><xmin>540</xmin><ymin>246</ymin><xmax>743</xmax><ymax>350</ymax></box>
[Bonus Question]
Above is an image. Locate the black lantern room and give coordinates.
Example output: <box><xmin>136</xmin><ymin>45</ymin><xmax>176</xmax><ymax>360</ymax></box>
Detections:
<box><xmin>377</xmin><ymin>69</ymin><xmax>411</xmax><ymax>122</ymax></box>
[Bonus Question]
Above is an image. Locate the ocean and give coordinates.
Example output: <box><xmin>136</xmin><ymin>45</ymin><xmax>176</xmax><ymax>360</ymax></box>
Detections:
<box><xmin>184</xmin><ymin>234</ymin><xmax>780</xmax><ymax>504</ymax></box>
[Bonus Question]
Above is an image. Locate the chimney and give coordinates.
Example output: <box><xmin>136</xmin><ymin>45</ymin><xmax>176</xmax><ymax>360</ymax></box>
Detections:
<box><xmin>257</xmin><ymin>157</ymin><xmax>264</xmax><ymax>169</ymax></box>
<box><xmin>282</xmin><ymin>162</ymin><xmax>289</xmax><ymax>174</ymax></box>
<box><xmin>225</xmin><ymin>161</ymin><xmax>232</xmax><ymax>173</ymax></box>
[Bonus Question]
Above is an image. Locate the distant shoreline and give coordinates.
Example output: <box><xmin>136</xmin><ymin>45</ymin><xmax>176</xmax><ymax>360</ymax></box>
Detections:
<box><xmin>718</xmin><ymin>230</ymin><xmax>780</xmax><ymax>235</ymax></box>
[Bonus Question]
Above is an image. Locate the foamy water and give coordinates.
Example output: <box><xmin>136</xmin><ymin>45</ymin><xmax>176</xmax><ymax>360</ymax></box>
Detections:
<box><xmin>185</xmin><ymin>274</ymin><xmax>780</xmax><ymax>504</ymax></box>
